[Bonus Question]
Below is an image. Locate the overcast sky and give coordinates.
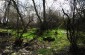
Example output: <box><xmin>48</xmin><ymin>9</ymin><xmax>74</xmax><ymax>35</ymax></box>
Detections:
<box><xmin>0</xmin><ymin>0</ymin><xmax>70</xmax><ymax>14</ymax></box>
<box><xmin>19</xmin><ymin>0</ymin><xmax>70</xmax><ymax>10</ymax></box>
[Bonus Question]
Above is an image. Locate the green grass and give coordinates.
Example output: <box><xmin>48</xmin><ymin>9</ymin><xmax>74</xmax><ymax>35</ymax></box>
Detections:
<box><xmin>6</xmin><ymin>28</ymin><xmax>69</xmax><ymax>50</ymax></box>
<box><xmin>22</xmin><ymin>28</ymin><xmax>36</xmax><ymax>40</ymax></box>
<box><xmin>0</xmin><ymin>28</ymin><xmax>70</xmax><ymax>54</ymax></box>
<box><xmin>34</xmin><ymin>48</ymin><xmax>53</xmax><ymax>55</ymax></box>
<box><xmin>42</xmin><ymin>29</ymin><xmax>69</xmax><ymax>50</ymax></box>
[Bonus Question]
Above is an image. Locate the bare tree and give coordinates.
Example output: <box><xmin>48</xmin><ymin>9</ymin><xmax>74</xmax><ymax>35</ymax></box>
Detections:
<box><xmin>62</xmin><ymin>0</ymin><xmax>79</xmax><ymax>54</ymax></box>
<box><xmin>2</xmin><ymin>0</ymin><xmax>34</xmax><ymax>47</ymax></box>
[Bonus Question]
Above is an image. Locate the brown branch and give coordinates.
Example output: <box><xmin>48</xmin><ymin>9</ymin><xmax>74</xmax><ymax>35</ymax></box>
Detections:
<box><xmin>32</xmin><ymin>0</ymin><xmax>42</xmax><ymax>23</ymax></box>
<box><xmin>12</xmin><ymin>0</ymin><xmax>25</xmax><ymax>27</ymax></box>
<box><xmin>62</xmin><ymin>8</ymin><xmax>71</xmax><ymax>41</ymax></box>
<box><xmin>19</xmin><ymin>20</ymin><xmax>32</xmax><ymax>38</ymax></box>
<box><xmin>43</xmin><ymin>0</ymin><xmax>46</xmax><ymax>22</ymax></box>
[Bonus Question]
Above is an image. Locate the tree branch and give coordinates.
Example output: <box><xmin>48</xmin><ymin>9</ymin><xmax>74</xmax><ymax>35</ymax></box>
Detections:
<box><xmin>32</xmin><ymin>0</ymin><xmax>42</xmax><ymax>23</ymax></box>
<box><xmin>12</xmin><ymin>0</ymin><xmax>25</xmax><ymax>27</ymax></box>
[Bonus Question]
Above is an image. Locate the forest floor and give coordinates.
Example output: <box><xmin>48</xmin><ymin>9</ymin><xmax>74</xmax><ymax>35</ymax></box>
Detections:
<box><xmin>0</xmin><ymin>28</ymin><xmax>85</xmax><ymax>55</ymax></box>
<box><xmin>0</xmin><ymin>39</ymin><xmax>85</xmax><ymax>55</ymax></box>
<box><xmin>0</xmin><ymin>29</ymin><xmax>69</xmax><ymax>55</ymax></box>
<box><xmin>0</xmin><ymin>39</ymin><xmax>70</xmax><ymax>55</ymax></box>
